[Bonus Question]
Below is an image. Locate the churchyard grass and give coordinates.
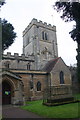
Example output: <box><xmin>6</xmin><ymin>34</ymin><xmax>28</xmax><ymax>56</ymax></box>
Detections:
<box><xmin>74</xmin><ymin>94</ymin><xmax>80</xmax><ymax>100</ymax></box>
<box><xmin>21</xmin><ymin>94</ymin><xmax>80</xmax><ymax>118</ymax></box>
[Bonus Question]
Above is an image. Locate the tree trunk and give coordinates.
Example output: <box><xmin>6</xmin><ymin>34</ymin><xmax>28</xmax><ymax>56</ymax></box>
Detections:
<box><xmin>76</xmin><ymin>43</ymin><xmax>80</xmax><ymax>93</ymax></box>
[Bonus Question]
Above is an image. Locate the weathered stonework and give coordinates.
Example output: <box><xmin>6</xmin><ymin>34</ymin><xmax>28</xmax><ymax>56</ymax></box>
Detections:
<box><xmin>23</xmin><ymin>18</ymin><xmax>58</xmax><ymax>70</ymax></box>
<box><xmin>50</xmin><ymin>58</ymin><xmax>71</xmax><ymax>86</ymax></box>
<box><xmin>10</xmin><ymin>70</ymin><xmax>48</xmax><ymax>101</ymax></box>
<box><xmin>2</xmin><ymin>52</ymin><xmax>35</xmax><ymax>70</ymax></box>
<box><xmin>2</xmin><ymin>71</ymin><xmax>24</xmax><ymax>105</ymax></box>
<box><xmin>1</xmin><ymin>18</ymin><xmax>73</xmax><ymax>105</ymax></box>
<box><xmin>42</xmin><ymin>57</ymin><xmax>72</xmax><ymax>100</ymax></box>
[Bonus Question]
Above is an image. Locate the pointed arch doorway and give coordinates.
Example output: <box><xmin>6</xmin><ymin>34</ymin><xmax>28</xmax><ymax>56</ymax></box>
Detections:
<box><xmin>2</xmin><ymin>81</ymin><xmax>12</xmax><ymax>105</ymax></box>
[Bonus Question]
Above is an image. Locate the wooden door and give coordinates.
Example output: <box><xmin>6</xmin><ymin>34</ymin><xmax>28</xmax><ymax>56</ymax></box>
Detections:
<box><xmin>2</xmin><ymin>81</ymin><xmax>11</xmax><ymax>105</ymax></box>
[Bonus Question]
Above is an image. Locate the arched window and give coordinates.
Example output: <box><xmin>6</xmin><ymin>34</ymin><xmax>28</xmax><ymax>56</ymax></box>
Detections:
<box><xmin>29</xmin><ymin>80</ymin><xmax>33</xmax><ymax>90</ymax></box>
<box><xmin>7</xmin><ymin>63</ymin><xmax>9</xmax><ymax>68</ymax></box>
<box><xmin>27</xmin><ymin>63</ymin><xmax>30</xmax><ymax>70</ymax></box>
<box><xmin>59</xmin><ymin>71</ymin><xmax>64</xmax><ymax>84</ymax></box>
<box><xmin>42</xmin><ymin>31</ymin><xmax>44</xmax><ymax>40</ymax></box>
<box><xmin>37</xmin><ymin>81</ymin><xmax>41</xmax><ymax>91</ymax></box>
<box><xmin>45</xmin><ymin>33</ymin><xmax>47</xmax><ymax>40</ymax></box>
<box><xmin>42</xmin><ymin>31</ymin><xmax>48</xmax><ymax>40</ymax></box>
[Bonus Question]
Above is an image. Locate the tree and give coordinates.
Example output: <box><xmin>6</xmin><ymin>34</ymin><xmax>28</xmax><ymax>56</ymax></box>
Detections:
<box><xmin>1</xmin><ymin>19</ymin><xmax>16</xmax><ymax>51</ymax></box>
<box><xmin>0</xmin><ymin>1</ymin><xmax>16</xmax><ymax>52</ymax></box>
<box><xmin>53</xmin><ymin>2</ymin><xmax>80</xmax><ymax>83</ymax></box>
<box><xmin>0</xmin><ymin>0</ymin><xmax>5</xmax><ymax>7</ymax></box>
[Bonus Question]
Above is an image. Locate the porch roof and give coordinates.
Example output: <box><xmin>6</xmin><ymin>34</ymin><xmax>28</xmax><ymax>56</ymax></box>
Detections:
<box><xmin>1</xmin><ymin>70</ymin><xmax>22</xmax><ymax>80</ymax></box>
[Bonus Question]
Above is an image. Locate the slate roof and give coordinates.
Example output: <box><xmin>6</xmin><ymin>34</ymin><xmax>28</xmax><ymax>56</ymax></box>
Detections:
<box><xmin>42</xmin><ymin>57</ymin><xmax>60</xmax><ymax>73</ymax></box>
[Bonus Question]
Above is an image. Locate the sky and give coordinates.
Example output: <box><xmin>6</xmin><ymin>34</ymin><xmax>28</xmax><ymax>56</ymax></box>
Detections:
<box><xmin>1</xmin><ymin>0</ymin><xmax>77</xmax><ymax>66</ymax></box>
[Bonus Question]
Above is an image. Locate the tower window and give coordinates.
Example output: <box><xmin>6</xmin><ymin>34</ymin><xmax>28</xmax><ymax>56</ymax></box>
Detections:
<box><xmin>59</xmin><ymin>71</ymin><xmax>64</xmax><ymax>84</ymax></box>
<box><xmin>42</xmin><ymin>31</ymin><xmax>48</xmax><ymax>40</ymax></box>
<box><xmin>37</xmin><ymin>81</ymin><xmax>41</xmax><ymax>91</ymax></box>
<box><xmin>7</xmin><ymin>63</ymin><xmax>9</xmax><ymax>68</ymax></box>
<box><xmin>45</xmin><ymin>33</ymin><xmax>47</xmax><ymax>40</ymax></box>
<box><xmin>42</xmin><ymin>31</ymin><xmax>44</xmax><ymax>40</ymax></box>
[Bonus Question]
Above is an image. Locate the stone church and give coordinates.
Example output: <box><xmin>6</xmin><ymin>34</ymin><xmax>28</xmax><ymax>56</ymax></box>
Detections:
<box><xmin>1</xmin><ymin>18</ymin><xmax>72</xmax><ymax>105</ymax></box>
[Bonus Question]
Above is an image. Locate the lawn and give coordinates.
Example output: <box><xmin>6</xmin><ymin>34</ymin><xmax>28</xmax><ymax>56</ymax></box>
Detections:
<box><xmin>74</xmin><ymin>94</ymin><xmax>80</xmax><ymax>100</ymax></box>
<box><xmin>21</xmin><ymin>94</ymin><xmax>80</xmax><ymax>118</ymax></box>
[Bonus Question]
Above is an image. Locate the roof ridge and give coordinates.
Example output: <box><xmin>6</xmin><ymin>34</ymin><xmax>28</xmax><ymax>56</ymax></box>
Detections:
<box><xmin>42</xmin><ymin>57</ymin><xmax>60</xmax><ymax>73</ymax></box>
<box><xmin>48</xmin><ymin>57</ymin><xmax>60</xmax><ymax>63</ymax></box>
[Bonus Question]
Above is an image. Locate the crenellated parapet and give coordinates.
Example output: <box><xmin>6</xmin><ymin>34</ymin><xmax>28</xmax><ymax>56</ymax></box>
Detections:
<box><xmin>2</xmin><ymin>52</ymin><xmax>34</xmax><ymax>62</ymax></box>
<box><xmin>23</xmin><ymin>18</ymin><xmax>56</xmax><ymax>36</ymax></box>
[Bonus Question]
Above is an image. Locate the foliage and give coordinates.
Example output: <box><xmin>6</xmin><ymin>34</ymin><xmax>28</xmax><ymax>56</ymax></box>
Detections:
<box><xmin>53</xmin><ymin>2</ymin><xmax>80</xmax><ymax>43</ymax></box>
<box><xmin>53</xmin><ymin>2</ymin><xmax>80</xmax><ymax>83</ymax></box>
<box><xmin>0</xmin><ymin>1</ymin><xmax>5</xmax><ymax>6</ymax></box>
<box><xmin>0</xmin><ymin>0</ymin><xmax>5</xmax><ymax>6</ymax></box>
<box><xmin>1</xmin><ymin>19</ymin><xmax>16</xmax><ymax>51</ymax></box>
<box><xmin>76</xmin><ymin>44</ymin><xmax>80</xmax><ymax>83</ymax></box>
<box><xmin>21</xmin><ymin>98</ymin><xmax>80</xmax><ymax>118</ymax></box>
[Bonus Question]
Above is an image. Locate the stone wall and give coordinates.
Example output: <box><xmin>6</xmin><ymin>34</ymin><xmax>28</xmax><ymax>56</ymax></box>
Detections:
<box><xmin>51</xmin><ymin>58</ymin><xmax>71</xmax><ymax>86</ymax></box>
<box><xmin>2</xmin><ymin>74</ymin><xmax>24</xmax><ymax>105</ymax></box>
<box><xmin>23</xmin><ymin>18</ymin><xmax>58</xmax><ymax>70</ymax></box>
<box><xmin>11</xmin><ymin>70</ymin><xmax>48</xmax><ymax>101</ymax></box>
<box><xmin>2</xmin><ymin>52</ymin><xmax>35</xmax><ymax>70</ymax></box>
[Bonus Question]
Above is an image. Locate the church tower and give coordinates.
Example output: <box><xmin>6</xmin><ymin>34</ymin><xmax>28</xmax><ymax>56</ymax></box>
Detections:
<box><xmin>23</xmin><ymin>18</ymin><xmax>58</xmax><ymax>70</ymax></box>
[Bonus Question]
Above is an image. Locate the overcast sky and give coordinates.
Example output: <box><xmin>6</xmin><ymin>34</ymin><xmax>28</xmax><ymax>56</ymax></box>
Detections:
<box><xmin>1</xmin><ymin>0</ymin><xmax>77</xmax><ymax>66</ymax></box>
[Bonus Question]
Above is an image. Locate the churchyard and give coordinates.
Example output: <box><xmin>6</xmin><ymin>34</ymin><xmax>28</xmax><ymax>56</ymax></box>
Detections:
<box><xmin>21</xmin><ymin>94</ymin><xmax>80</xmax><ymax>118</ymax></box>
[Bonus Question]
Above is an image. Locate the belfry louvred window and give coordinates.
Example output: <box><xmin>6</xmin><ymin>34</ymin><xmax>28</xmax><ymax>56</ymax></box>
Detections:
<box><xmin>42</xmin><ymin>31</ymin><xmax>48</xmax><ymax>40</ymax></box>
<box><xmin>42</xmin><ymin>31</ymin><xmax>44</xmax><ymax>40</ymax></box>
<box><xmin>45</xmin><ymin>33</ymin><xmax>47</xmax><ymax>40</ymax></box>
